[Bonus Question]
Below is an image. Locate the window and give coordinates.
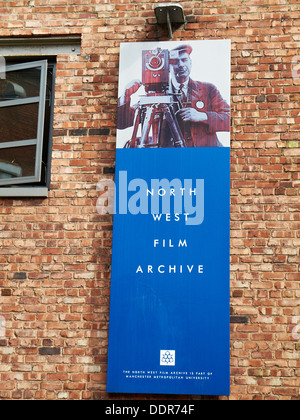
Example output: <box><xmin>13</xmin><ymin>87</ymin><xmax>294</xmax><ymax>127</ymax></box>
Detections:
<box><xmin>0</xmin><ymin>56</ymin><xmax>56</xmax><ymax>196</ymax></box>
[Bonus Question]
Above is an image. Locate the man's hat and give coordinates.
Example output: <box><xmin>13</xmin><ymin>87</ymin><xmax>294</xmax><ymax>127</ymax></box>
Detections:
<box><xmin>170</xmin><ymin>44</ymin><xmax>193</xmax><ymax>56</ymax></box>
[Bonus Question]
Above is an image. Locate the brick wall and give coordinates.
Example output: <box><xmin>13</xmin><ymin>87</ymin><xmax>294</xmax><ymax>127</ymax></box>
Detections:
<box><xmin>0</xmin><ymin>0</ymin><xmax>299</xmax><ymax>400</ymax></box>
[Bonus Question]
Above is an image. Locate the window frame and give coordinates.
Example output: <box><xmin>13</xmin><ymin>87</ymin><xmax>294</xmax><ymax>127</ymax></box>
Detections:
<box><xmin>0</xmin><ymin>35</ymin><xmax>81</xmax><ymax>198</ymax></box>
<box><xmin>0</xmin><ymin>59</ymin><xmax>48</xmax><ymax>186</ymax></box>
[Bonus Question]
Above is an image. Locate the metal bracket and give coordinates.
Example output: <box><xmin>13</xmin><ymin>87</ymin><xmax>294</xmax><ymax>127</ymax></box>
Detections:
<box><xmin>154</xmin><ymin>4</ymin><xmax>186</xmax><ymax>39</ymax></box>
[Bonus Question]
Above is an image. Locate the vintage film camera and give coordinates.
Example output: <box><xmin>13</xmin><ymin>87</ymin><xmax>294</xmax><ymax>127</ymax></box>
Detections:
<box><xmin>126</xmin><ymin>47</ymin><xmax>185</xmax><ymax>148</ymax></box>
<box><xmin>142</xmin><ymin>48</ymin><xmax>170</xmax><ymax>93</ymax></box>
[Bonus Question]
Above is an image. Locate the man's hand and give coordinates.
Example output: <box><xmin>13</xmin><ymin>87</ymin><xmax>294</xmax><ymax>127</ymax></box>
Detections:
<box><xmin>119</xmin><ymin>80</ymin><xmax>142</xmax><ymax>106</ymax></box>
<box><xmin>177</xmin><ymin>108</ymin><xmax>208</xmax><ymax>123</ymax></box>
<box><xmin>125</xmin><ymin>79</ymin><xmax>142</xmax><ymax>97</ymax></box>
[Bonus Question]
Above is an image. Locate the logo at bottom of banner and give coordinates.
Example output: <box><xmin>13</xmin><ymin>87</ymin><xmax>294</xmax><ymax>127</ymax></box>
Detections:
<box><xmin>160</xmin><ymin>350</ymin><xmax>175</xmax><ymax>366</ymax></box>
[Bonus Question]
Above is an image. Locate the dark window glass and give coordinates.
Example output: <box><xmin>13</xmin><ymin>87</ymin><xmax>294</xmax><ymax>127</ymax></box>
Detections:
<box><xmin>0</xmin><ymin>102</ymin><xmax>39</xmax><ymax>142</ymax></box>
<box><xmin>0</xmin><ymin>67</ymin><xmax>41</xmax><ymax>101</ymax></box>
<box><xmin>0</xmin><ymin>57</ymin><xmax>56</xmax><ymax>189</ymax></box>
<box><xmin>0</xmin><ymin>145</ymin><xmax>36</xmax><ymax>179</ymax></box>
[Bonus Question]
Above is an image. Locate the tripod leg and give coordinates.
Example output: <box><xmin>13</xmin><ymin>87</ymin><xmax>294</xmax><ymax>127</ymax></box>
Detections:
<box><xmin>139</xmin><ymin>105</ymin><xmax>155</xmax><ymax>147</ymax></box>
<box><xmin>152</xmin><ymin>114</ymin><xmax>162</xmax><ymax>146</ymax></box>
<box><xmin>129</xmin><ymin>107</ymin><xmax>141</xmax><ymax>147</ymax></box>
<box><xmin>163</xmin><ymin>104</ymin><xmax>185</xmax><ymax>147</ymax></box>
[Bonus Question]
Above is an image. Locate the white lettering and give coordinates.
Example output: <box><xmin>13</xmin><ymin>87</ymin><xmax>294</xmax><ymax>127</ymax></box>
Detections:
<box><xmin>135</xmin><ymin>265</ymin><xmax>204</xmax><ymax>275</ymax></box>
<box><xmin>158</xmin><ymin>265</ymin><xmax>165</xmax><ymax>273</ymax></box>
<box><xmin>153</xmin><ymin>239</ymin><xmax>187</xmax><ymax>248</ymax></box>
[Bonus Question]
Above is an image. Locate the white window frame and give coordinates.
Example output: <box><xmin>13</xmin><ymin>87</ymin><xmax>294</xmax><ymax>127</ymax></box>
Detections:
<box><xmin>0</xmin><ymin>60</ymin><xmax>47</xmax><ymax>186</ymax></box>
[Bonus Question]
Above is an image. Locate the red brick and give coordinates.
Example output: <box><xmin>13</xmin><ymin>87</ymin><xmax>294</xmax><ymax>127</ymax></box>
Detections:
<box><xmin>0</xmin><ymin>0</ymin><xmax>298</xmax><ymax>402</ymax></box>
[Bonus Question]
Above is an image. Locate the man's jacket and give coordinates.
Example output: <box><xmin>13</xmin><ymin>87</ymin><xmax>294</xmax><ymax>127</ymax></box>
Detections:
<box><xmin>117</xmin><ymin>79</ymin><xmax>230</xmax><ymax>147</ymax></box>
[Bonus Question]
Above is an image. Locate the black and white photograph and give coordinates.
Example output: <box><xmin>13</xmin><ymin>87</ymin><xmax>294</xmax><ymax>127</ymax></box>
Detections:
<box><xmin>116</xmin><ymin>40</ymin><xmax>231</xmax><ymax>149</ymax></box>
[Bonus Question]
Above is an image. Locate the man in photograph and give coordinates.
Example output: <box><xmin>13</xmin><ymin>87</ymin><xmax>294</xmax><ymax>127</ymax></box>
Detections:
<box><xmin>117</xmin><ymin>44</ymin><xmax>230</xmax><ymax>147</ymax></box>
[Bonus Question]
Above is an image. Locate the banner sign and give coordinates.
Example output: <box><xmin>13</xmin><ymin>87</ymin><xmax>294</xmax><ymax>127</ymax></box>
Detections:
<box><xmin>107</xmin><ymin>40</ymin><xmax>231</xmax><ymax>395</ymax></box>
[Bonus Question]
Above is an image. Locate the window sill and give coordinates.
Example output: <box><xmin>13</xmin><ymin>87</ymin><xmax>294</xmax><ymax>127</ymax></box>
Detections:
<box><xmin>0</xmin><ymin>186</ymin><xmax>48</xmax><ymax>198</ymax></box>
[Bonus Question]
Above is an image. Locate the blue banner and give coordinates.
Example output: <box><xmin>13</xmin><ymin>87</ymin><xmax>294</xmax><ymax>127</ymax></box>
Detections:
<box><xmin>107</xmin><ymin>41</ymin><xmax>230</xmax><ymax>396</ymax></box>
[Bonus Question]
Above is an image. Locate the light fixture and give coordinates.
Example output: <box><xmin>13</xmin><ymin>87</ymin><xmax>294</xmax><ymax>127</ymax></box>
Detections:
<box><xmin>154</xmin><ymin>3</ymin><xmax>186</xmax><ymax>39</ymax></box>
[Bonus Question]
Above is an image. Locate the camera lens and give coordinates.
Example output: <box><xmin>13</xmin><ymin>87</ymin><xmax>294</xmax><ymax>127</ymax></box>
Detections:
<box><xmin>149</xmin><ymin>56</ymin><xmax>162</xmax><ymax>70</ymax></box>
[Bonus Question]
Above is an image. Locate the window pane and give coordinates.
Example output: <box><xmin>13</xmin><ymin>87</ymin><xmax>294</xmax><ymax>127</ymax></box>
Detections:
<box><xmin>0</xmin><ymin>145</ymin><xmax>36</xmax><ymax>179</ymax></box>
<box><xmin>0</xmin><ymin>102</ymin><xmax>39</xmax><ymax>143</ymax></box>
<box><xmin>0</xmin><ymin>67</ymin><xmax>41</xmax><ymax>101</ymax></box>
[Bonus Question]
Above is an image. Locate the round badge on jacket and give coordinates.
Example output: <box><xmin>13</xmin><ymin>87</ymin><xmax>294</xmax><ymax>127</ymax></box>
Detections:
<box><xmin>196</xmin><ymin>100</ymin><xmax>205</xmax><ymax>110</ymax></box>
